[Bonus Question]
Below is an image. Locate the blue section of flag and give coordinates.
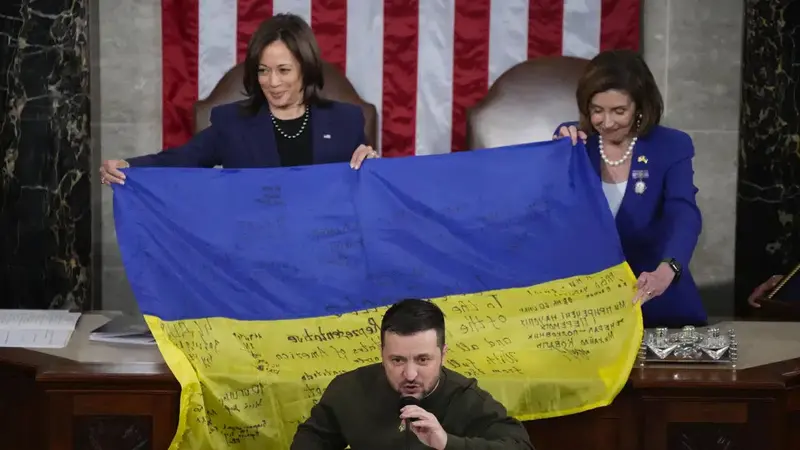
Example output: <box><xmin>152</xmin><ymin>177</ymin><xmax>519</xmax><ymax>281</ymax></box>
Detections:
<box><xmin>113</xmin><ymin>139</ymin><xmax>624</xmax><ymax>321</ymax></box>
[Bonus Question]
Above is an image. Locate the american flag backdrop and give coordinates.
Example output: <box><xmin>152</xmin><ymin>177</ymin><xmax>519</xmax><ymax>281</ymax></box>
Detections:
<box><xmin>161</xmin><ymin>0</ymin><xmax>640</xmax><ymax>158</ymax></box>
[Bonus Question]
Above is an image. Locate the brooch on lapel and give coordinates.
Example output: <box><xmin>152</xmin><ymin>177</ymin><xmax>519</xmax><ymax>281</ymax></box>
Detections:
<box><xmin>632</xmin><ymin>169</ymin><xmax>649</xmax><ymax>195</ymax></box>
<box><xmin>637</xmin><ymin>155</ymin><xmax>648</xmax><ymax>164</ymax></box>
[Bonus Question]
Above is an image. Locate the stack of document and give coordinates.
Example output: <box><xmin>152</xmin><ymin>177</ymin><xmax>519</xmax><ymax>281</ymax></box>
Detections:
<box><xmin>89</xmin><ymin>315</ymin><xmax>155</xmax><ymax>345</ymax></box>
<box><xmin>0</xmin><ymin>309</ymin><xmax>81</xmax><ymax>348</ymax></box>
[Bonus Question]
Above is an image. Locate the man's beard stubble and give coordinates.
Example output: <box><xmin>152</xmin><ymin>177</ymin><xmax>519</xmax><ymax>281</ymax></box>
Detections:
<box><xmin>401</xmin><ymin>368</ymin><xmax>442</xmax><ymax>399</ymax></box>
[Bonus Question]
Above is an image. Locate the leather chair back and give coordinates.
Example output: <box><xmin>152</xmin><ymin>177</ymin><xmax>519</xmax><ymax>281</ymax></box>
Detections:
<box><xmin>465</xmin><ymin>56</ymin><xmax>589</xmax><ymax>150</ymax></box>
<box><xmin>194</xmin><ymin>62</ymin><xmax>379</xmax><ymax>148</ymax></box>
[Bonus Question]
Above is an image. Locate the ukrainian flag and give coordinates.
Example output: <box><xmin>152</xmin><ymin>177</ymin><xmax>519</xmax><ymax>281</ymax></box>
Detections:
<box><xmin>113</xmin><ymin>138</ymin><xmax>643</xmax><ymax>450</ymax></box>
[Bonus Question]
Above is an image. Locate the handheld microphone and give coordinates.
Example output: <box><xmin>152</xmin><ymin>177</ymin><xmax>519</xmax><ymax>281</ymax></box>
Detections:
<box><xmin>399</xmin><ymin>395</ymin><xmax>420</xmax><ymax>410</ymax></box>
<box><xmin>399</xmin><ymin>396</ymin><xmax>420</xmax><ymax>423</ymax></box>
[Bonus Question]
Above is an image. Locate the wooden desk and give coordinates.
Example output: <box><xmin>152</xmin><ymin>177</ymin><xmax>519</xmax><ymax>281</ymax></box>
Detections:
<box><xmin>0</xmin><ymin>314</ymin><xmax>179</xmax><ymax>450</ymax></box>
<box><xmin>1</xmin><ymin>314</ymin><xmax>799</xmax><ymax>450</ymax></box>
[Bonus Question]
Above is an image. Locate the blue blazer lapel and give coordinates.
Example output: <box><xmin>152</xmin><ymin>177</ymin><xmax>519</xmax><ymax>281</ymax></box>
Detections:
<box><xmin>245</xmin><ymin>106</ymin><xmax>280</xmax><ymax>167</ymax></box>
<box><xmin>586</xmin><ymin>135</ymin><xmax>602</xmax><ymax>177</ymax></box>
<box><xmin>615</xmin><ymin>136</ymin><xmax>647</xmax><ymax>225</ymax></box>
<box><xmin>311</xmin><ymin>104</ymin><xmax>336</xmax><ymax>164</ymax></box>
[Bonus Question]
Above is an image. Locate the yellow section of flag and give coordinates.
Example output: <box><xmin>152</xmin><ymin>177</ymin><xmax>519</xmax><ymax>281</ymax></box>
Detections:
<box><xmin>145</xmin><ymin>262</ymin><xmax>643</xmax><ymax>449</ymax></box>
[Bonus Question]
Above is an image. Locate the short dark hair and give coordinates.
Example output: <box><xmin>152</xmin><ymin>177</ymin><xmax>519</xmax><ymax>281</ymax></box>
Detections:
<box><xmin>575</xmin><ymin>49</ymin><xmax>663</xmax><ymax>136</ymax></box>
<box><xmin>240</xmin><ymin>13</ymin><xmax>326</xmax><ymax>116</ymax></box>
<box><xmin>381</xmin><ymin>299</ymin><xmax>446</xmax><ymax>348</ymax></box>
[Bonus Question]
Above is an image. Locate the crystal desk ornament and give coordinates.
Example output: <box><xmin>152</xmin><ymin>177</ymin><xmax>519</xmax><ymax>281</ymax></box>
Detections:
<box><xmin>638</xmin><ymin>326</ymin><xmax>738</xmax><ymax>368</ymax></box>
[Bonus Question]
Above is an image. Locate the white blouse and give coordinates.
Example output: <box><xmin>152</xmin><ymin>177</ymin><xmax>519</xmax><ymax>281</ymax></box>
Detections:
<box><xmin>602</xmin><ymin>181</ymin><xmax>627</xmax><ymax>217</ymax></box>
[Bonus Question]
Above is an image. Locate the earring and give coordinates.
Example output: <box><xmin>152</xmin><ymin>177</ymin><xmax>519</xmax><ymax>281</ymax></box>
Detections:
<box><xmin>635</xmin><ymin>113</ymin><xmax>642</xmax><ymax>130</ymax></box>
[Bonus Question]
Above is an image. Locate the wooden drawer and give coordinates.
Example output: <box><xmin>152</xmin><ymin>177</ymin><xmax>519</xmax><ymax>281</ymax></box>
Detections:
<box><xmin>47</xmin><ymin>391</ymin><xmax>179</xmax><ymax>450</ymax></box>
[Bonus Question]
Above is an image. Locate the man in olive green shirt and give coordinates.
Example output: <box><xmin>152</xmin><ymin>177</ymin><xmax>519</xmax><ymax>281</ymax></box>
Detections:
<box><xmin>290</xmin><ymin>299</ymin><xmax>535</xmax><ymax>450</ymax></box>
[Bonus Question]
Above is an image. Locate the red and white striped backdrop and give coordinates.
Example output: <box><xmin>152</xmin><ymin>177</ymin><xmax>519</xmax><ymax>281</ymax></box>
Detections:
<box><xmin>162</xmin><ymin>0</ymin><xmax>640</xmax><ymax>157</ymax></box>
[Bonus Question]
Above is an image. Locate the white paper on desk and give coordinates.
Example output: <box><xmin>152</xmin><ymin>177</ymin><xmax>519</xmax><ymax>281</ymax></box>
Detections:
<box><xmin>0</xmin><ymin>309</ymin><xmax>81</xmax><ymax>348</ymax></box>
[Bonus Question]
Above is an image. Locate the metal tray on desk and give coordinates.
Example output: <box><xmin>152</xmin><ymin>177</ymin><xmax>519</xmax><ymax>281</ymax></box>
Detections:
<box><xmin>637</xmin><ymin>325</ymin><xmax>739</xmax><ymax>368</ymax></box>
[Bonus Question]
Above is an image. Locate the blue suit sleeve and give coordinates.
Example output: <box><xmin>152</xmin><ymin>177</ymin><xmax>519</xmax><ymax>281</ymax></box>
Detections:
<box><xmin>126</xmin><ymin>108</ymin><xmax>223</xmax><ymax>168</ymax></box>
<box><xmin>354</xmin><ymin>107</ymin><xmax>367</xmax><ymax>149</ymax></box>
<box><xmin>661</xmin><ymin>134</ymin><xmax>702</xmax><ymax>269</ymax></box>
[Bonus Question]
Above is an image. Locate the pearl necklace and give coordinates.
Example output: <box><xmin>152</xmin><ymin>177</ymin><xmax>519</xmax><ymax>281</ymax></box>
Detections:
<box><xmin>598</xmin><ymin>135</ymin><xmax>637</xmax><ymax>166</ymax></box>
<box><xmin>270</xmin><ymin>108</ymin><xmax>309</xmax><ymax>139</ymax></box>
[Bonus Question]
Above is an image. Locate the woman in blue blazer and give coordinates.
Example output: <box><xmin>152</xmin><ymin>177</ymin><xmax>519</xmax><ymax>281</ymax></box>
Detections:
<box><xmin>99</xmin><ymin>13</ymin><xmax>375</xmax><ymax>185</ymax></box>
<box><xmin>554</xmin><ymin>50</ymin><xmax>706</xmax><ymax>328</ymax></box>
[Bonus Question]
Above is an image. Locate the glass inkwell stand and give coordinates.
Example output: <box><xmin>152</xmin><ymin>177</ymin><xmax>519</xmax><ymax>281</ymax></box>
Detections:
<box><xmin>638</xmin><ymin>326</ymin><xmax>738</xmax><ymax>368</ymax></box>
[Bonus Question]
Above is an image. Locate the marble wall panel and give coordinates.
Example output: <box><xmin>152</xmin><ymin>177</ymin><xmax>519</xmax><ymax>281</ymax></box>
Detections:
<box><xmin>735</xmin><ymin>0</ymin><xmax>800</xmax><ymax>313</ymax></box>
<box><xmin>0</xmin><ymin>0</ymin><xmax>93</xmax><ymax>310</ymax></box>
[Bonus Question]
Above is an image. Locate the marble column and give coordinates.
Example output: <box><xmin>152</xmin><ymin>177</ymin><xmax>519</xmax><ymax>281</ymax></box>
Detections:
<box><xmin>735</xmin><ymin>0</ymin><xmax>800</xmax><ymax>314</ymax></box>
<box><xmin>0</xmin><ymin>0</ymin><xmax>93</xmax><ymax>310</ymax></box>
